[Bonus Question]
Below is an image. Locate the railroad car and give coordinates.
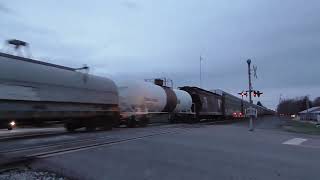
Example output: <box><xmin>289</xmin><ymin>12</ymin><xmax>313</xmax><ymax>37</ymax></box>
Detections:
<box><xmin>115</xmin><ymin>79</ymin><xmax>194</xmax><ymax>126</ymax></box>
<box><xmin>213</xmin><ymin>89</ymin><xmax>275</xmax><ymax>118</ymax></box>
<box><xmin>115</xmin><ymin>79</ymin><xmax>167</xmax><ymax>127</ymax></box>
<box><xmin>153</xmin><ymin>79</ymin><xmax>194</xmax><ymax>123</ymax></box>
<box><xmin>0</xmin><ymin>52</ymin><xmax>119</xmax><ymax>131</ymax></box>
<box><xmin>177</xmin><ymin>87</ymin><xmax>274</xmax><ymax>122</ymax></box>
<box><xmin>179</xmin><ymin>86</ymin><xmax>223</xmax><ymax>122</ymax></box>
<box><xmin>214</xmin><ymin>89</ymin><xmax>246</xmax><ymax>118</ymax></box>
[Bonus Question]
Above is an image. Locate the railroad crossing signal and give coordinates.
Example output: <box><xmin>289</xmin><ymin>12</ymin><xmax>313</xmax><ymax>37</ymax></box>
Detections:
<box><xmin>239</xmin><ymin>90</ymin><xmax>263</xmax><ymax>98</ymax></box>
<box><xmin>253</xmin><ymin>91</ymin><xmax>263</xmax><ymax>97</ymax></box>
<box><xmin>238</xmin><ymin>91</ymin><xmax>248</xmax><ymax>97</ymax></box>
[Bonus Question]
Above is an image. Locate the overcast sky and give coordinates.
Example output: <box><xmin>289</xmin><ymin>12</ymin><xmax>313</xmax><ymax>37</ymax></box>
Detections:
<box><xmin>1</xmin><ymin>0</ymin><xmax>319</xmax><ymax>109</ymax></box>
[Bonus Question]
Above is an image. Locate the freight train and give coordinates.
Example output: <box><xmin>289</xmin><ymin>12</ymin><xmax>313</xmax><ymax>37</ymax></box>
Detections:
<box><xmin>0</xmin><ymin>52</ymin><xmax>274</xmax><ymax>131</ymax></box>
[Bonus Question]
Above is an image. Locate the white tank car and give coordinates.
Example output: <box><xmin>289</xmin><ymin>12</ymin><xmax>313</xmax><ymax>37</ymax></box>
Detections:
<box><xmin>114</xmin><ymin>79</ymin><xmax>167</xmax><ymax>118</ymax></box>
<box><xmin>173</xmin><ymin>89</ymin><xmax>192</xmax><ymax>113</ymax></box>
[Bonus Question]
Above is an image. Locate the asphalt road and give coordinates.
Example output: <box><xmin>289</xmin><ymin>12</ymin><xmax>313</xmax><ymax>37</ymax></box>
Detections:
<box><xmin>24</xmin><ymin>116</ymin><xmax>320</xmax><ymax>180</ymax></box>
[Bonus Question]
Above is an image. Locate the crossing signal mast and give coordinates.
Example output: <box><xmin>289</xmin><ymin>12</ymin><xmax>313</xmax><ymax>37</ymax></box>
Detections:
<box><xmin>245</xmin><ymin>59</ymin><xmax>264</xmax><ymax>131</ymax></box>
<box><xmin>238</xmin><ymin>60</ymin><xmax>264</xmax><ymax>131</ymax></box>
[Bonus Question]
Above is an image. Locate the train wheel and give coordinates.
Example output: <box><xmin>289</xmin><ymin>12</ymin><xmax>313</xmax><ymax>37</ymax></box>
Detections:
<box><xmin>64</xmin><ymin>123</ymin><xmax>76</xmax><ymax>132</ymax></box>
<box><xmin>190</xmin><ymin>117</ymin><xmax>199</xmax><ymax>124</ymax></box>
<box><xmin>64</xmin><ymin>120</ymin><xmax>78</xmax><ymax>132</ymax></box>
<box><xmin>139</xmin><ymin>116</ymin><xmax>149</xmax><ymax>127</ymax></box>
<box><xmin>103</xmin><ymin>120</ymin><xmax>113</xmax><ymax>131</ymax></box>
<box><xmin>84</xmin><ymin>120</ymin><xmax>95</xmax><ymax>131</ymax></box>
<box><xmin>168</xmin><ymin>114</ymin><xmax>175</xmax><ymax>124</ymax></box>
<box><xmin>86</xmin><ymin>125</ymin><xmax>96</xmax><ymax>131</ymax></box>
<box><xmin>169</xmin><ymin>118</ymin><xmax>176</xmax><ymax>124</ymax></box>
<box><xmin>93</xmin><ymin>117</ymin><xmax>112</xmax><ymax>131</ymax></box>
<box><xmin>127</xmin><ymin>116</ymin><xmax>136</xmax><ymax>128</ymax></box>
<box><xmin>112</xmin><ymin>114</ymin><xmax>120</xmax><ymax>128</ymax></box>
<box><xmin>113</xmin><ymin>120</ymin><xmax>120</xmax><ymax>128</ymax></box>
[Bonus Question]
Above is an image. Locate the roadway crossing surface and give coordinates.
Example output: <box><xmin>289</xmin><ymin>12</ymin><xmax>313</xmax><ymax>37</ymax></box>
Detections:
<box><xmin>0</xmin><ymin>117</ymin><xmax>319</xmax><ymax>180</ymax></box>
<box><xmin>30</xmin><ymin>119</ymin><xmax>320</xmax><ymax>180</ymax></box>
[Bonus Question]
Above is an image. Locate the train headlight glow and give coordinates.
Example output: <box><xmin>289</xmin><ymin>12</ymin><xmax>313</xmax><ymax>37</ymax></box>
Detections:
<box><xmin>10</xmin><ymin>121</ymin><xmax>16</xmax><ymax>126</ymax></box>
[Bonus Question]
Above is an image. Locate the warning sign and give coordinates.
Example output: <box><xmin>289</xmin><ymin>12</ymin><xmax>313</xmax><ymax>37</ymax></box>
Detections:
<box><xmin>245</xmin><ymin>107</ymin><xmax>257</xmax><ymax>118</ymax></box>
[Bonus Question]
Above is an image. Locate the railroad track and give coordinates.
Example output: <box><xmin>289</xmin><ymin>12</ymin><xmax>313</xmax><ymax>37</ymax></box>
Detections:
<box><xmin>0</xmin><ymin>119</ymin><xmax>240</xmax><ymax>142</ymax></box>
<box><xmin>0</xmin><ymin>126</ymin><xmax>193</xmax><ymax>168</ymax></box>
<box><xmin>0</xmin><ymin>119</ymin><xmax>241</xmax><ymax>168</ymax></box>
<box><xmin>0</xmin><ymin>122</ymin><xmax>170</xmax><ymax>142</ymax></box>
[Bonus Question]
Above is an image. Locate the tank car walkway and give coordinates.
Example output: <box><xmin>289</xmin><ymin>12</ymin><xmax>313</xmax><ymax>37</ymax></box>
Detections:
<box><xmin>1</xmin><ymin>117</ymin><xmax>319</xmax><ymax>180</ymax></box>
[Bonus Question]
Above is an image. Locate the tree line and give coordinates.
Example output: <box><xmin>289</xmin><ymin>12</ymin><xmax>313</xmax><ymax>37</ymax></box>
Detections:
<box><xmin>277</xmin><ymin>96</ymin><xmax>320</xmax><ymax>115</ymax></box>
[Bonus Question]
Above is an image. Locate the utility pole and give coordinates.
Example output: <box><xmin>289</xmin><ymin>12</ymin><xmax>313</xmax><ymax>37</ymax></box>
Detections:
<box><xmin>279</xmin><ymin>94</ymin><xmax>283</xmax><ymax>104</ymax></box>
<box><xmin>306</xmin><ymin>96</ymin><xmax>310</xmax><ymax>121</ymax></box>
<box><xmin>247</xmin><ymin>59</ymin><xmax>254</xmax><ymax>131</ymax></box>
<box><xmin>200</xmin><ymin>56</ymin><xmax>203</xmax><ymax>88</ymax></box>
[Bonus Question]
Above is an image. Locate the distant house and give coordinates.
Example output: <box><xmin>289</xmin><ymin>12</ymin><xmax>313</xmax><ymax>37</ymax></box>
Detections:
<box><xmin>299</xmin><ymin>107</ymin><xmax>320</xmax><ymax>121</ymax></box>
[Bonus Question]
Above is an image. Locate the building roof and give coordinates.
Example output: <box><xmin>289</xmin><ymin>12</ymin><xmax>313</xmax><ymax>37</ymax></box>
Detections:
<box><xmin>299</xmin><ymin>107</ymin><xmax>320</xmax><ymax>114</ymax></box>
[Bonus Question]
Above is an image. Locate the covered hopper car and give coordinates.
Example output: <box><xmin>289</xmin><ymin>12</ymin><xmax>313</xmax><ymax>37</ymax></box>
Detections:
<box><xmin>0</xmin><ymin>52</ymin><xmax>119</xmax><ymax>131</ymax></box>
<box><xmin>179</xmin><ymin>86</ymin><xmax>223</xmax><ymax>121</ymax></box>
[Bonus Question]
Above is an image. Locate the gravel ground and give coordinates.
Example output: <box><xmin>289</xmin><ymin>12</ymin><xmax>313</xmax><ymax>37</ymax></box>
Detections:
<box><xmin>0</xmin><ymin>168</ymin><xmax>68</xmax><ymax>180</ymax></box>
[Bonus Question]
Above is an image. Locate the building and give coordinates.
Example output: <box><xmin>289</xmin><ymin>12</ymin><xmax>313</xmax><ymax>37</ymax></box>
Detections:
<box><xmin>299</xmin><ymin>107</ymin><xmax>320</xmax><ymax>121</ymax></box>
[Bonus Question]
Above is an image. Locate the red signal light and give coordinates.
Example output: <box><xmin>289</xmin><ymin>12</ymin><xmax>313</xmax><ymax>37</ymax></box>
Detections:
<box><xmin>253</xmin><ymin>91</ymin><xmax>257</xmax><ymax>97</ymax></box>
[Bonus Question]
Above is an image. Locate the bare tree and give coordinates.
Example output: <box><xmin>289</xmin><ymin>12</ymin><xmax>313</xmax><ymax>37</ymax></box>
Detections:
<box><xmin>313</xmin><ymin>97</ymin><xmax>320</xmax><ymax>107</ymax></box>
<box><xmin>277</xmin><ymin>96</ymin><xmax>312</xmax><ymax>115</ymax></box>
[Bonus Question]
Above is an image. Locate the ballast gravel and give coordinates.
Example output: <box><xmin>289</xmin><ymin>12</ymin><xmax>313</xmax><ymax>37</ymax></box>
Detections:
<box><xmin>0</xmin><ymin>168</ymin><xmax>68</xmax><ymax>180</ymax></box>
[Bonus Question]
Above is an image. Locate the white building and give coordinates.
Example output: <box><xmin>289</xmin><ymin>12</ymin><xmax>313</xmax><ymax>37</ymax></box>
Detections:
<box><xmin>299</xmin><ymin>107</ymin><xmax>320</xmax><ymax>122</ymax></box>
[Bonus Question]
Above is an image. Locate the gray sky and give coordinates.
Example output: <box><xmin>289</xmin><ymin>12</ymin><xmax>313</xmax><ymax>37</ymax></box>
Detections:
<box><xmin>1</xmin><ymin>0</ymin><xmax>319</xmax><ymax>109</ymax></box>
